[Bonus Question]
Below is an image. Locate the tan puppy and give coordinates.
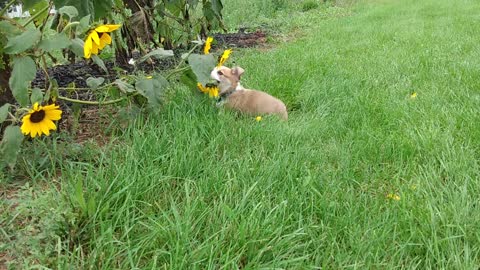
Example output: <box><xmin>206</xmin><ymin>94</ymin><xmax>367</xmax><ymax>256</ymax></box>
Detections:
<box><xmin>210</xmin><ymin>66</ymin><xmax>288</xmax><ymax>120</ymax></box>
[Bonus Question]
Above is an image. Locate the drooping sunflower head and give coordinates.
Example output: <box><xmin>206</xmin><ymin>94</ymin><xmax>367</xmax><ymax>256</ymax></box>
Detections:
<box><xmin>217</xmin><ymin>49</ymin><xmax>232</xmax><ymax>67</ymax></box>
<box><xmin>84</xmin><ymin>24</ymin><xmax>121</xmax><ymax>59</ymax></box>
<box><xmin>204</xmin><ymin>37</ymin><xmax>214</xmax><ymax>55</ymax></box>
<box><xmin>21</xmin><ymin>103</ymin><xmax>62</xmax><ymax>138</ymax></box>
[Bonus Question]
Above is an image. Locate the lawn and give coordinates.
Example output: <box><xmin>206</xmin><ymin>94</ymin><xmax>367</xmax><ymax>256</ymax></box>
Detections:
<box><xmin>2</xmin><ymin>0</ymin><xmax>480</xmax><ymax>268</ymax></box>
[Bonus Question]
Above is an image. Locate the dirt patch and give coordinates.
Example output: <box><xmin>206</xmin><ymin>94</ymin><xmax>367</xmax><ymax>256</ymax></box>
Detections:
<box><xmin>213</xmin><ymin>29</ymin><xmax>267</xmax><ymax>48</ymax></box>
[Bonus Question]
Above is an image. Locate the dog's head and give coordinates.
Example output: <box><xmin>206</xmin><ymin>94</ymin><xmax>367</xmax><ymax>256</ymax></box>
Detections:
<box><xmin>210</xmin><ymin>66</ymin><xmax>244</xmax><ymax>94</ymax></box>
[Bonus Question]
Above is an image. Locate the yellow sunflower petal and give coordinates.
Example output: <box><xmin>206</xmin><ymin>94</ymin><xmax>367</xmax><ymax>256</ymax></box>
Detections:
<box><xmin>90</xmin><ymin>31</ymin><xmax>100</xmax><ymax>45</ymax></box>
<box><xmin>197</xmin><ymin>82</ymin><xmax>208</xmax><ymax>93</ymax></box>
<box><xmin>95</xmin><ymin>24</ymin><xmax>121</xmax><ymax>33</ymax></box>
<box><xmin>31</xmin><ymin>124</ymin><xmax>42</xmax><ymax>138</ymax></box>
<box><xmin>40</xmin><ymin>122</ymin><xmax>51</xmax><ymax>136</ymax></box>
<box><xmin>91</xmin><ymin>41</ymin><xmax>99</xmax><ymax>55</ymax></box>
<box><xmin>217</xmin><ymin>49</ymin><xmax>232</xmax><ymax>67</ymax></box>
<box><xmin>84</xmin><ymin>35</ymin><xmax>93</xmax><ymax>58</ymax></box>
<box><xmin>45</xmin><ymin>108</ymin><xmax>62</xmax><ymax>121</ymax></box>
<box><xmin>21</xmin><ymin>119</ymin><xmax>32</xmax><ymax>135</ymax></box>
<box><xmin>204</xmin><ymin>37</ymin><xmax>213</xmax><ymax>55</ymax></box>
<box><xmin>99</xmin><ymin>33</ymin><xmax>112</xmax><ymax>50</ymax></box>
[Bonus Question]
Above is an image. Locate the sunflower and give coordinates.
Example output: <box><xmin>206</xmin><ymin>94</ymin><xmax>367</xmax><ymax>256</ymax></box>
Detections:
<box><xmin>197</xmin><ymin>82</ymin><xmax>208</xmax><ymax>94</ymax></box>
<box><xmin>217</xmin><ymin>49</ymin><xmax>232</xmax><ymax>67</ymax></box>
<box><xmin>84</xmin><ymin>24</ymin><xmax>121</xmax><ymax>59</ymax></box>
<box><xmin>197</xmin><ymin>83</ymin><xmax>219</xmax><ymax>98</ymax></box>
<box><xmin>207</xmin><ymin>85</ymin><xmax>219</xmax><ymax>98</ymax></box>
<box><xmin>204</xmin><ymin>37</ymin><xmax>214</xmax><ymax>54</ymax></box>
<box><xmin>21</xmin><ymin>103</ymin><xmax>62</xmax><ymax>138</ymax></box>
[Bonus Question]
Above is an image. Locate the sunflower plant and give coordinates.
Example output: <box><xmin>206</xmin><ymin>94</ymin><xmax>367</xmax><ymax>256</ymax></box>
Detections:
<box><xmin>0</xmin><ymin>2</ymin><xmax>121</xmax><ymax>171</ymax></box>
<box><xmin>182</xmin><ymin>37</ymin><xmax>232</xmax><ymax>99</ymax></box>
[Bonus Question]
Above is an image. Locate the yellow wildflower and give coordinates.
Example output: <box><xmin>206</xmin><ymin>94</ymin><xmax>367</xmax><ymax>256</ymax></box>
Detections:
<box><xmin>255</xmin><ymin>116</ymin><xmax>262</xmax><ymax>122</ymax></box>
<box><xmin>410</xmin><ymin>92</ymin><xmax>417</xmax><ymax>99</ymax></box>
<box><xmin>217</xmin><ymin>49</ymin><xmax>232</xmax><ymax>67</ymax></box>
<box><xmin>21</xmin><ymin>103</ymin><xmax>62</xmax><ymax>138</ymax></box>
<box><xmin>386</xmin><ymin>193</ymin><xmax>400</xmax><ymax>201</ymax></box>
<box><xmin>84</xmin><ymin>24</ymin><xmax>121</xmax><ymax>59</ymax></box>
<box><xmin>204</xmin><ymin>37</ymin><xmax>213</xmax><ymax>55</ymax></box>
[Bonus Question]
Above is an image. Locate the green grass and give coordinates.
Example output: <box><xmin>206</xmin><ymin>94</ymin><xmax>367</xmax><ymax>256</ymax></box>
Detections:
<box><xmin>2</xmin><ymin>0</ymin><xmax>480</xmax><ymax>268</ymax></box>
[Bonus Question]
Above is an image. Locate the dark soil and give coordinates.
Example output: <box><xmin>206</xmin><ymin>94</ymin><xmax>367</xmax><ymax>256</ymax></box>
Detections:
<box><xmin>213</xmin><ymin>28</ymin><xmax>267</xmax><ymax>48</ymax></box>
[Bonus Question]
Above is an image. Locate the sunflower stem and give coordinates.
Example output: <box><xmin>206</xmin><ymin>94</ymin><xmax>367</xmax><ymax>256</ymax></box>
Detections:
<box><xmin>57</xmin><ymin>93</ymin><xmax>139</xmax><ymax>105</ymax></box>
<box><xmin>61</xmin><ymin>22</ymin><xmax>80</xmax><ymax>33</ymax></box>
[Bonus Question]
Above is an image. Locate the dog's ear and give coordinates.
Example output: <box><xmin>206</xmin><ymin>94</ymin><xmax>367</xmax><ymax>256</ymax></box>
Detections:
<box><xmin>232</xmin><ymin>67</ymin><xmax>245</xmax><ymax>80</ymax></box>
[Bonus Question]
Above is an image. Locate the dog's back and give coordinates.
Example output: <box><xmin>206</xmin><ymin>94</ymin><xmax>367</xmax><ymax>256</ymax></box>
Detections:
<box><xmin>225</xmin><ymin>89</ymin><xmax>288</xmax><ymax>120</ymax></box>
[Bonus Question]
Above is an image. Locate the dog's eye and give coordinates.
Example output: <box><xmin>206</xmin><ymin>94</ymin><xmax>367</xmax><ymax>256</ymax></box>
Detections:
<box><xmin>217</xmin><ymin>71</ymin><xmax>223</xmax><ymax>76</ymax></box>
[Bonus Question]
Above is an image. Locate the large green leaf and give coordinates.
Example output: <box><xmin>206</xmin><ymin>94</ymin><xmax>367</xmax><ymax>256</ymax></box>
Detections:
<box><xmin>53</xmin><ymin>0</ymin><xmax>94</xmax><ymax>19</ymax></box>
<box><xmin>77</xmin><ymin>15</ymin><xmax>92</xmax><ymax>35</ymax></box>
<box><xmin>69</xmin><ymin>38</ymin><xmax>85</xmax><ymax>57</ymax></box>
<box><xmin>4</xmin><ymin>29</ymin><xmax>41</xmax><ymax>54</ymax></box>
<box><xmin>20</xmin><ymin>0</ymin><xmax>38</xmax><ymax>10</ymax></box>
<box><xmin>28</xmin><ymin>1</ymin><xmax>49</xmax><ymax>26</ymax></box>
<box><xmin>0</xmin><ymin>21</ymin><xmax>21</xmax><ymax>38</ymax></box>
<box><xmin>58</xmin><ymin>5</ymin><xmax>79</xmax><ymax>19</ymax></box>
<box><xmin>114</xmin><ymin>79</ymin><xmax>135</xmax><ymax>93</ymax></box>
<box><xmin>91</xmin><ymin>55</ymin><xmax>108</xmax><ymax>74</ymax></box>
<box><xmin>30</xmin><ymin>88</ymin><xmax>43</xmax><ymax>104</ymax></box>
<box><xmin>93</xmin><ymin>0</ymin><xmax>113</xmax><ymax>20</ymax></box>
<box><xmin>138</xmin><ymin>48</ymin><xmax>174</xmax><ymax>64</ymax></box>
<box><xmin>9</xmin><ymin>56</ymin><xmax>37</xmax><ymax>107</ymax></box>
<box><xmin>211</xmin><ymin>0</ymin><xmax>224</xmax><ymax>17</ymax></box>
<box><xmin>135</xmin><ymin>75</ymin><xmax>169</xmax><ymax>107</ymax></box>
<box><xmin>187</xmin><ymin>53</ymin><xmax>216</xmax><ymax>85</ymax></box>
<box><xmin>86</xmin><ymin>77</ymin><xmax>105</xmax><ymax>90</ymax></box>
<box><xmin>0</xmin><ymin>103</ymin><xmax>10</xmax><ymax>124</ymax></box>
<box><xmin>0</xmin><ymin>126</ymin><xmax>23</xmax><ymax>171</ymax></box>
<box><xmin>38</xmin><ymin>33</ymin><xmax>71</xmax><ymax>52</ymax></box>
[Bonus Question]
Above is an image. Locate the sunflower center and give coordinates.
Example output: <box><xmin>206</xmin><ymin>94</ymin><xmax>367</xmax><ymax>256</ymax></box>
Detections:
<box><xmin>30</xmin><ymin>110</ymin><xmax>46</xmax><ymax>123</ymax></box>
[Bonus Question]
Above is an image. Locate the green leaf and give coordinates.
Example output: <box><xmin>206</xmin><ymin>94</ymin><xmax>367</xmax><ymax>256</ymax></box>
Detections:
<box><xmin>93</xmin><ymin>0</ymin><xmax>113</xmax><ymax>20</ymax></box>
<box><xmin>87</xmin><ymin>196</ymin><xmax>96</xmax><ymax>217</ymax></box>
<box><xmin>9</xmin><ymin>56</ymin><xmax>37</xmax><ymax>107</ymax></box>
<box><xmin>138</xmin><ymin>48</ymin><xmax>174</xmax><ymax>64</ymax></box>
<box><xmin>114</xmin><ymin>79</ymin><xmax>135</xmax><ymax>93</ymax></box>
<box><xmin>30</xmin><ymin>88</ymin><xmax>43</xmax><ymax>104</ymax></box>
<box><xmin>187</xmin><ymin>53</ymin><xmax>216</xmax><ymax>85</ymax></box>
<box><xmin>74</xmin><ymin>179</ymin><xmax>87</xmax><ymax>213</ymax></box>
<box><xmin>0</xmin><ymin>21</ymin><xmax>21</xmax><ymax>38</ymax></box>
<box><xmin>91</xmin><ymin>55</ymin><xmax>108</xmax><ymax>74</ymax></box>
<box><xmin>135</xmin><ymin>74</ymin><xmax>169</xmax><ymax>107</ymax></box>
<box><xmin>38</xmin><ymin>33</ymin><xmax>71</xmax><ymax>52</ymax></box>
<box><xmin>28</xmin><ymin>1</ymin><xmax>49</xmax><ymax>26</ymax></box>
<box><xmin>53</xmin><ymin>0</ymin><xmax>94</xmax><ymax>19</ymax></box>
<box><xmin>86</xmin><ymin>77</ymin><xmax>105</xmax><ymax>90</ymax></box>
<box><xmin>0</xmin><ymin>126</ymin><xmax>23</xmax><ymax>171</ymax></box>
<box><xmin>211</xmin><ymin>0</ymin><xmax>224</xmax><ymax>17</ymax></box>
<box><xmin>58</xmin><ymin>5</ymin><xmax>78</xmax><ymax>19</ymax></box>
<box><xmin>77</xmin><ymin>15</ymin><xmax>91</xmax><ymax>35</ymax></box>
<box><xmin>69</xmin><ymin>38</ymin><xmax>85</xmax><ymax>57</ymax></box>
<box><xmin>20</xmin><ymin>0</ymin><xmax>39</xmax><ymax>10</ymax></box>
<box><xmin>180</xmin><ymin>68</ymin><xmax>199</xmax><ymax>90</ymax></box>
<box><xmin>4</xmin><ymin>29</ymin><xmax>41</xmax><ymax>54</ymax></box>
<box><xmin>0</xmin><ymin>104</ymin><xmax>11</xmax><ymax>124</ymax></box>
